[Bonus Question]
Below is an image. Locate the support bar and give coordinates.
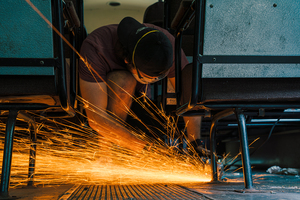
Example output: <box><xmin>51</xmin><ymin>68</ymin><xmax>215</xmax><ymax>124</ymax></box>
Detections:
<box><xmin>17</xmin><ymin>112</ymin><xmax>38</xmax><ymax>187</ymax></box>
<box><xmin>210</xmin><ymin>109</ymin><xmax>235</xmax><ymax>181</ymax></box>
<box><xmin>235</xmin><ymin>108</ymin><xmax>253</xmax><ymax>189</ymax></box>
<box><xmin>0</xmin><ymin>110</ymin><xmax>19</xmax><ymax>197</ymax></box>
<box><xmin>27</xmin><ymin>122</ymin><xmax>37</xmax><ymax>187</ymax></box>
<box><xmin>198</xmin><ymin>55</ymin><xmax>300</xmax><ymax>64</ymax></box>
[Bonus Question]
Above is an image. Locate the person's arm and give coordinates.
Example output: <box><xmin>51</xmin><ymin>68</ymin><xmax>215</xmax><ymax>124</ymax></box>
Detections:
<box><xmin>80</xmin><ymin>78</ymin><xmax>147</xmax><ymax>152</ymax></box>
<box><xmin>168</xmin><ymin>77</ymin><xmax>202</xmax><ymax>142</ymax></box>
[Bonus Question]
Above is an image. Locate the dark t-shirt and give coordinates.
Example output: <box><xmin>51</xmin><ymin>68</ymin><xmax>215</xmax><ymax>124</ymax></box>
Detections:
<box><xmin>79</xmin><ymin>23</ymin><xmax>189</xmax><ymax>94</ymax></box>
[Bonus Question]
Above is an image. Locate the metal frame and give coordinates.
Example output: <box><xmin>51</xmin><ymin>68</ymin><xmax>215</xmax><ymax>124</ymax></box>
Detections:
<box><xmin>172</xmin><ymin>0</ymin><xmax>300</xmax><ymax>190</ymax></box>
<box><xmin>175</xmin><ymin>0</ymin><xmax>300</xmax><ymax>116</ymax></box>
<box><xmin>0</xmin><ymin>58</ymin><xmax>57</xmax><ymax>67</ymax></box>
<box><xmin>0</xmin><ymin>0</ymin><xmax>85</xmax><ymax>197</ymax></box>
<box><xmin>198</xmin><ymin>55</ymin><xmax>300</xmax><ymax>64</ymax></box>
<box><xmin>0</xmin><ymin>0</ymin><xmax>76</xmax><ymax>117</ymax></box>
<box><xmin>52</xmin><ymin>0</ymin><xmax>73</xmax><ymax>115</ymax></box>
<box><xmin>0</xmin><ymin>110</ymin><xmax>18</xmax><ymax>197</ymax></box>
<box><xmin>209</xmin><ymin>109</ymin><xmax>234</xmax><ymax>181</ymax></box>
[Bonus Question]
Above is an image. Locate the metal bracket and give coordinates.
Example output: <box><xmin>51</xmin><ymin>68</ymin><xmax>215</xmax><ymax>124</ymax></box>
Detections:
<box><xmin>198</xmin><ymin>55</ymin><xmax>300</xmax><ymax>64</ymax></box>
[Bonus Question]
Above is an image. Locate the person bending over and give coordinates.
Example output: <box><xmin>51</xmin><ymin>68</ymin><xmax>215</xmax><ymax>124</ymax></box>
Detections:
<box><xmin>79</xmin><ymin>17</ymin><xmax>203</xmax><ymax>154</ymax></box>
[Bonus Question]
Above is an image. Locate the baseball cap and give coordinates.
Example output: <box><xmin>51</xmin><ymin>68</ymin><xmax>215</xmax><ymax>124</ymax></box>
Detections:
<box><xmin>117</xmin><ymin>17</ymin><xmax>173</xmax><ymax>77</ymax></box>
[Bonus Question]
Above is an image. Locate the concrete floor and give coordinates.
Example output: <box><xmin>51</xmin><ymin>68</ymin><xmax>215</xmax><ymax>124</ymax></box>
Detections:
<box><xmin>187</xmin><ymin>170</ymin><xmax>300</xmax><ymax>200</ymax></box>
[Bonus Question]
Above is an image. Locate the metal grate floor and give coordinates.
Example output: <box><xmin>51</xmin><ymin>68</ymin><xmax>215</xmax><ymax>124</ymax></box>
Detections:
<box><xmin>62</xmin><ymin>184</ymin><xmax>210</xmax><ymax>200</ymax></box>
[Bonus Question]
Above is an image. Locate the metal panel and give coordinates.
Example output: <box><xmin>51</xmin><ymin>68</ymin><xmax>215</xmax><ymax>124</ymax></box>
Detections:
<box><xmin>0</xmin><ymin>66</ymin><xmax>54</xmax><ymax>75</ymax></box>
<box><xmin>0</xmin><ymin>0</ymin><xmax>53</xmax><ymax>58</ymax></box>
<box><xmin>63</xmin><ymin>184</ymin><xmax>210</xmax><ymax>200</ymax></box>
<box><xmin>202</xmin><ymin>0</ymin><xmax>300</xmax><ymax>78</ymax></box>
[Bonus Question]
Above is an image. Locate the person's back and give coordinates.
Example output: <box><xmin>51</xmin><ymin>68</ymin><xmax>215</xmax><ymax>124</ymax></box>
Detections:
<box><xmin>79</xmin><ymin>17</ymin><xmax>203</xmax><ymax>156</ymax></box>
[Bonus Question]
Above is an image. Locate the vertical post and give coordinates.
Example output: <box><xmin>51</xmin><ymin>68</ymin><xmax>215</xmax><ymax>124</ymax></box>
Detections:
<box><xmin>175</xmin><ymin>32</ymin><xmax>183</xmax><ymax>108</ymax></box>
<box><xmin>161</xmin><ymin>79</ymin><xmax>168</xmax><ymax>110</ymax></box>
<box><xmin>0</xmin><ymin>109</ymin><xmax>19</xmax><ymax>197</ymax></box>
<box><xmin>76</xmin><ymin>0</ymin><xmax>85</xmax><ymax>50</ymax></box>
<box><xmin>16</xmin><ymin>112</ymin><xmax>38</xmax><ymax>187</ymax></box>
<box><xmin>209</xmin><ymin>109</ymin><xmax>235</xmax><ymax>182</ymax></box>
<box><xmin>210</xmin><ymin>122</ymin><xmax>218</xmax><ymax>181</ymax></box>
<box><xmin>235</xmin><ymin>108</ymin><xmax>253</xmax><ymax>189</ymax></box>
<box><xmin>70</xmin><ymin>31</ymin><xmax>77</xmax><ymax>107</ymax></box>
<box><xmin>191</xmin><ymin>0</ymin><xmax>205</xmax><ymax>105</ymax></box>
<box><xmin>27</xmin><ymin>121</ymin><xmax>37</xmax><ymax>187</ymax></box>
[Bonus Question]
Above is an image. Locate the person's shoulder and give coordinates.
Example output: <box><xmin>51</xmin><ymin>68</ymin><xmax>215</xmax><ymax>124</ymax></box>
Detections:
<box><xmin>83</xmin><ymin>24</ymin><xmax>119</xmax><ymax>46</ymax></box>
<box><xmin>89</xmin><ymin>24</ymin><xmax>118</xmax><ymax>36</ymax></box>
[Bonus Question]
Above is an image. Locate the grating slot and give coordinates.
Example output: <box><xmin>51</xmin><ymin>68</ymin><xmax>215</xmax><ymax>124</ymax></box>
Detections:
<box><xmin>117</xmin><ymin>185</ymin><xmax>130</xmax><ymax>199</ymax></box>
<box><xmin>157</xmin><ymin>185</ymin><xmax>177</xmax><ymax>200</ymax></box>
<box><xmin>159</xmin><ymin>185</ymin><xmax>184</xmax><ymax>199</ymax></box>
<box><xmin>141</xmin><ymin>185</ymin><xmax>163</xmax><ymax>200</ymax></box>
<box><xmin>151</xmin><ymin>184</ymin><xmax>177</xmax><ymax>200</ymax></box>
<box><xmin>130</xmin><ymin>185</ymin><xmax>149</xmax><ymax>200</ymax></box>
<box><xmin>83</xmin><ymin>185</ymin><xmax>95</xmax><ymax>200</ymax></box>
<box><xmin>142</xmin><ymin>185</ymin><xmax>161</xmax><ymax>199</ymax></box>
<box><xmin>100</xmin><ymin>185</ymin><xmax>107</xmax><ymax>200</ymax></box>
<box><xmin>114</xmin><ymin>185</ymin><xmax>124</xmax><ymax>199</ymax></box>
<box><xmin>123</xmin><ymin>185</ymin><xmax>136</xmax><ymax>199</ymax></box>
<box><xmin>73</xmin><ymin>185</ymin><xmax>88</xmax><ymax>199</ymax></box>
<box><xmin>173</xmin><ymin>188</ymin><xmax>199</xmax><ymax>199</ymax></box>
<box><xmin>162</xmin><ymin>185</ymin><xmax>190</xmax><ymax>200</ymax></box>
<box><xmin>168</xmin><ymin>185</ymin><xmax>201</xmax><ymax>199</ymax></box>
<box><xmin>65</xmin><ymin>184</ymin><xmax>209</xmax><ymax>200</ymax></box>
<box><xmin>136</xmin><ymin>185</ymin><xmax>162</xmax><ymax>200</ymax></box>
<box><xmin>106</xmin><ymin>186</ymin><xmax>111</xmax><ymax>200</ymax></box>
<box><xmin>111</xmin><ymin>185</ymin><xmax>120</xmax><ymax>200</ymax></box>
<box><xmin>95</xmin><ymin>185</ymin><xmax>103</xmax><ymax>199</ymax></box>
<box><xmin>89</xmin><ymin>185</ymin><xmax>99</xmax><ymax>200</ymax></box>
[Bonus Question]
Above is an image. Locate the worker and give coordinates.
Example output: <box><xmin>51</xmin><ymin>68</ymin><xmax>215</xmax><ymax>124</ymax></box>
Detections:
<box><xmin>79</xmin><ymin>17</ymin><xmax>206</xmax><ymax>155</ymax></box>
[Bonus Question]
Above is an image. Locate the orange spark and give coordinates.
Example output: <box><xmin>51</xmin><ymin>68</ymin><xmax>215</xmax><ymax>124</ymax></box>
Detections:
<box><xmin>3</xmin><ymin>0</ymin><xmax>216</xmax><ymax>188</ymax></box>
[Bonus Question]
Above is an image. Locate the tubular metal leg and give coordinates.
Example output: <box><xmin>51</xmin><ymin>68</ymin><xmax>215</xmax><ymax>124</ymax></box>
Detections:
<box><xmin>16</xmin><ymin>112</ymin><xmax>37</xmax><ymax>187</ymax></box>
<box><xmin>235</xmin><ymin>108</ymin><xmax>253</xmax><ymax>189</ymax></box>
<box><xmin>210</xmin><ymin>122</ymin><xmax>218</xmax><ymax>181</ymax></box>
<box><xmin>28</xmin><ymin>120</ymin><xmax>37</xmax><ymax>187</ymax></box>
<box><xmin>0</xmin><ymin>110</ymin><xmax>19</xmax><ymax>197</ymax></box>
<box><xmin>210</xmin><ymin>109</ymin><xmax>235</xmax><ymax>181</ymax></box>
